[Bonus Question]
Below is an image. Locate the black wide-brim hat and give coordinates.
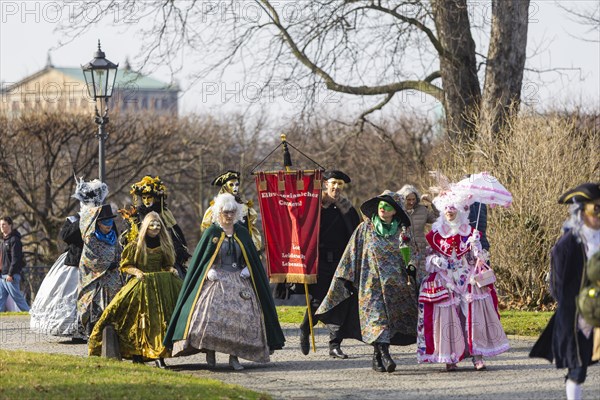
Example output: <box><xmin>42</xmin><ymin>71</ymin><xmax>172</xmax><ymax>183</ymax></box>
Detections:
<box><xmin>360</xmin><ymin>190</ymin><xmax>411</xmax><ymax>227</ymax></box>
<box><xmin>558</xmin><ymin>182</ymin><xmax>600</xmax><ymax>204</ymax></box>
<box><xmin>96</xmin><ymin>204</ymin><xmax>117</xmax><ymax>221</ymax></box>
<box><xmin>212</xmin><ymin>170</ymin><xmax>240</xmax><ymax>187</ymax></box>
<box><xmin>323</xmin><ymin>170</ymin><xmax>351</xmax><ymax>183</ymax></box>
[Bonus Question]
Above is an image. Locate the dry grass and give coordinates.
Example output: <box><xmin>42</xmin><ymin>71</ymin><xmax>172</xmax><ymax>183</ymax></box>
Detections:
<box><xmin>428</xmin><ymin>112</ymin><xmax>599</xmax><ymax>309</ymax></box>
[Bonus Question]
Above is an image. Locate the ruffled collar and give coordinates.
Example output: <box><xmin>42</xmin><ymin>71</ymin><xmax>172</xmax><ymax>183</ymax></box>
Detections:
<box><xmin>432</xmin><ymin>218</ymin><xmax>471</xmax><ymax>238</ymax></box>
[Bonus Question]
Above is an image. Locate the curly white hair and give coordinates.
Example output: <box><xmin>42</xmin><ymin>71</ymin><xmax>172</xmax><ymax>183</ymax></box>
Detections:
<box><xmin>211</xmin><ymin>193</ymin><xmax>243</xmax><ymax>225</ymax></box>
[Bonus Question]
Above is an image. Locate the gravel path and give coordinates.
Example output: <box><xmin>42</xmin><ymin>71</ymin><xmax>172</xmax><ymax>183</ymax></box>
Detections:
<box><xmin>1</xmin><ymin>314</ymin><xmax>598</xmax><ymax>399</ymax></box>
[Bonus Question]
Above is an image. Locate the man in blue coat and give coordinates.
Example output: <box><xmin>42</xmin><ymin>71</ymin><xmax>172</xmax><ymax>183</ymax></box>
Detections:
<box><xmin>530</xmin><ymin>182</ymin><xmax>600</xmax><ymax>400</ymax></box>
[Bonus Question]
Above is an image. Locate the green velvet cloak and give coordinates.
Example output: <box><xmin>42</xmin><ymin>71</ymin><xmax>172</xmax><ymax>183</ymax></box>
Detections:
<box><xmin>163</xmin><ymin>223</ymin><xmax>285</xmax><ymax>351</ymax></box>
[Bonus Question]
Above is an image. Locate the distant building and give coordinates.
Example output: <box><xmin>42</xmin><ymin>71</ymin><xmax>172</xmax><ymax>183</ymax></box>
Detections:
<box><xmin>1</xmin><ymin>57</ymin><xmax>179</xmax><ymax>116</ymax></box>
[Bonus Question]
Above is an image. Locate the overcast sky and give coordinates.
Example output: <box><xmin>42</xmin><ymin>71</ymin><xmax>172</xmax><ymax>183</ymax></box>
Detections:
<box><xmin>1</xmin><ymin>1</ymin><xmax>598</xmax><ymax>117</ymax></box>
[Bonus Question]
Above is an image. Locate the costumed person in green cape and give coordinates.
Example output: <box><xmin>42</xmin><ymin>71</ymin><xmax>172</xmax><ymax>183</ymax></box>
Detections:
<box><xmin>530</xmin><ymin>182</ymin><xmax>600</xmax><ymax>400</ymax></box>
<box><xmin>316</xmin><ymin>190</ymin><xmax>417</xmax><ymax>373</ymax></box>
<box><xmin>120</xmin><ymin>176</ymin><xmax>190</xmax><ymax>279</ymax></box>
<box><xmin>88</xmin><ymin>212</ymin><xmax>183</xmax><ymax>368</ymax></box>
<box><xmin>164</xmin><ymin>193</ymin><xmax>284</xmax><ymax>370</ymax></box>
<box><xmin>201</xmin><ymin>170</ymin><xmax>262</xmax><ymax>252</ymax></box>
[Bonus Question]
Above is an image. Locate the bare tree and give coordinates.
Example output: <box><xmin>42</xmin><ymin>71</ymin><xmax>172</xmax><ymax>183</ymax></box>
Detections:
<box><xmin>557</xmin><ymin>1</ymin><xmax>599</xmax><ymax>43</ymax></box>
<box><xmin>59</xmin><ymin>0</ymin><xmax>530</xmax><ymax>142</ymax></box>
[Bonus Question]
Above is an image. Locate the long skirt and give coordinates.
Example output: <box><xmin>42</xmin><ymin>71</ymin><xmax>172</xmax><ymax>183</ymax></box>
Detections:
<box><xmin>172</xmin><ymin>269</ymin><xmax>270</xmax><ymax>363</ymax></box>
<box><xmin>30</xmin><ymin>253</ymin><xmax>79</xmax><ymax>336</ymax></box>
<box><xmin>417</xmin><ymin>283</ymin><xmax>509</xmax><ymax>364</ymax></box>
<box><xmin>88</xmin><ymin>271</ymin><xmax>182</xmax><ymax>360</ymax></box>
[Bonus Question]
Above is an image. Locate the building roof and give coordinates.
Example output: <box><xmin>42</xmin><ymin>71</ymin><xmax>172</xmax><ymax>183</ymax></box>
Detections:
<box><xmin>3</xmin><ymin>65</ymin><xmax>178</xmax><ymax>92</ymax></box>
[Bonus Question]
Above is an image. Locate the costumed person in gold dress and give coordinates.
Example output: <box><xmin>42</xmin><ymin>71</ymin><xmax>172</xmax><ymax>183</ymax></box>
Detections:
<box><xmin>165</xmin><ymin>193</ymin><xmax>284</xmax><ymax>371</ymax></box>
<box><xmin>89</xmin><ymin>212</ymin><xmax>183</xmax><ymax>368</ymax></box>
<box><xmin>120</xmin><ymin>176</ymin><xmax>190</xmax><ymax>279</ymax></box>
<box><xmin>201</xmin><ymin>170</ymin><xmax>262</xmax><ymax>251</ymax></box>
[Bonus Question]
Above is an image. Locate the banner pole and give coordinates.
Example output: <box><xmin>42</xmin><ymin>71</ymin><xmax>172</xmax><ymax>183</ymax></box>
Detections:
<box><xmin>281</xmin><ymin>133</ymin><xmax>316</xmax><ymax>353</ymax></box>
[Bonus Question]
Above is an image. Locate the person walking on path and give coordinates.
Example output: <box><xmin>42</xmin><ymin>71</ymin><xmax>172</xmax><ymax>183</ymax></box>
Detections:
<box><xmin>88</xmin><ymin>212</ymin><xmax>183</xmax><ymax>368</ymax></box>
<box><xmin>416</xmin><ymin>189</ymin><xmax>509</xmax><ymax>372</ymax></box>
<box><xmin>299</xmin><ymin>170</ymin><xmax>361</xmax><ymax>359</ymax></box>
<box><xmin>164</xmin><ymin>193</ymin><xmax>284</xmax><ymax>371</ymax></box>
<box><xmin>0</xmin><ymin>216</ymin><xmax>30</xmax><ymax>312</ymax></box>
<box><xmin>530</xmin><ymin>182</ymin><xmax>600</xmax><ymax>400</ymax></box>
<box><xmin>316</xmin><ymin>190</ymin><xmax>417</xmax><ymax>373</ymax></box>
<box><xmin>30</xmin><ymin>178</ymin><xmax>108</xmax><ymax>337</ymax></box>
<box><xmin>75</xmin><ymin>202</ymin><xmax>123</xmax><ymax>340</ymax></box>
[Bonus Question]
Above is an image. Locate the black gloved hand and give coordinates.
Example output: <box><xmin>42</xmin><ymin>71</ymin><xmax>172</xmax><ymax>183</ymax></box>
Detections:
<box><xmin>406</xmin><ymin>263</ymin><xmax>417</xmax><ymax>280</ymax></box>
<box><xmin>342</xmin><ymin>279</ymin><xmax>355</xmax><ymax>297</ymax></box>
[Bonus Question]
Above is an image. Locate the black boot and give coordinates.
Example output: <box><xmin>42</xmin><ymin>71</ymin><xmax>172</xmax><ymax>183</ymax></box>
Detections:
<box><xmin>378</xmin><ymin>343</ymin><xmax>396</xmax><ymax>373</ymax></box>
<box><xmin>372</xmin><ymin>345</ymin><xmax>385</xmax><ymax>372</ymax></box>
<box><xmin>132</xmin><ymin>355</ymin><xmax>144</xmax><ymax>364</ymax></box>
<box><xmin>154</xmin><ymin>358</ymin><xmax>167</xmax><ymax>369</ymax></box>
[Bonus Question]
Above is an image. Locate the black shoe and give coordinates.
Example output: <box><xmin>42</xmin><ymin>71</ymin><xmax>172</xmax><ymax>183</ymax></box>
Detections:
<box><xmin>132</xmin><ymin>355</ymin><xmax>144</xmax><ymax>364</ymax></box>
<box><xmin>154</xmin><ymin>358</ymin><xmax>167</xmax><ymax>369</ymax></box>
<box><xmin>70</xmin><ymin>337</ymin><xmax>87</xmax><ymax>344</ymax></box>
<box><xmin>372</xmin><ymin>347</ymin><xmax>385</xmax><ymax>372</ymax></box>
<box><xmin>378</xmin><ymin>344</ymin><xmax>396</xmax><ymax>373</ymax></box>
<box><xmin>329</xmin><ymin>347</ymin><xmax>348</xmax><ymax>359</ymax></box>
<box><xmin>300</xmin><ymin>330</ymin><xmax>310</xmax><ymax>355</ymax></box>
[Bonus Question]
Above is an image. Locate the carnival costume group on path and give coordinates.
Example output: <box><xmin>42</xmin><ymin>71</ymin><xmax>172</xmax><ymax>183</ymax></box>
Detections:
<box><xmin>23</xmin><ymin>171</ymin><xmax>599</xmax><ymax>396</ymax></box>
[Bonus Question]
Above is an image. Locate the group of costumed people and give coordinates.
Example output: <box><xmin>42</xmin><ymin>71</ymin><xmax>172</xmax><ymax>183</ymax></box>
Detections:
<box><xmin>29</xmin><ymin>172</ymin><xmax>283</xmax><ymax>370</ymax></box>
<box><xmin>26</xmin><ymin>168</ymin><xmax>599</xmax><ymax>394</ymax></box>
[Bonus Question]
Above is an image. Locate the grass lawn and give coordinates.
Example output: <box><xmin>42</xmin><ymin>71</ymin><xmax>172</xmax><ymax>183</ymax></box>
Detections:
<box><xmin>0</xmin><ymin>350</ymin><xmax>269</xmax><ymax>400</ymax></box>
<box><xmin>0</xmin><ymin>307</ymin><xmax>550</xmax><ymax>399</ymax></box>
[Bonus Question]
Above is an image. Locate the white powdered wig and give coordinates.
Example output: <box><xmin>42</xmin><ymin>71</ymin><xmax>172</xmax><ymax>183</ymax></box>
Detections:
<box><xmin>212</xmin><ymin>193</ymin><xmax>243</xmax><ymax>225</ymax></box>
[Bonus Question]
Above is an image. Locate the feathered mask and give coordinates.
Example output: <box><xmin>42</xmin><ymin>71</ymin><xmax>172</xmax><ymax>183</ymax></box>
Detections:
<box><xmin>72</xmin><ymin>177</ymin><xmax>109</xmax><ymax>207</ymax></box>
<box><xmin>130</xmin><ymin>176</ymin><xmax>167</xmax><ymax>198</ymax></box>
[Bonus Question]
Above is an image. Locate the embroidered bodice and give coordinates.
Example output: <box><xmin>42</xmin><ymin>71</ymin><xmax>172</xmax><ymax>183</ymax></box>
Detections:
<box><xmin>426</xmin><ymin>228</ymin><xmax>473</xmax><ymax>260</ymax></box>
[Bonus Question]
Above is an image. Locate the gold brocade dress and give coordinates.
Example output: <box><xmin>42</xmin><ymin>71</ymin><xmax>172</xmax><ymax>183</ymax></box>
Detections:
<box><xmin>88</xmin><ymin>243</ymin><xmax>183</xmax><ymax>360</ymax></box>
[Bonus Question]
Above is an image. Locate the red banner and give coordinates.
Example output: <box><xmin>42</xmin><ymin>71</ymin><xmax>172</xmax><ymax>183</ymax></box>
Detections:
<box><xmin>255</xmin><ymin>170</ymin><xmax>322</xmax><ymax>284</ymax></box>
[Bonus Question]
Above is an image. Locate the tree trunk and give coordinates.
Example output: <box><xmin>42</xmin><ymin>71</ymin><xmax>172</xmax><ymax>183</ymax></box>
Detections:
<box><xmin>431</xmin><ymin>0</ymin><xmax>482</xmax><ymax>143</ymax></box>
<box><xmin>480</xmin><ymin>0</ymin><xmax>530</xmax><ymax>142</ymax></box>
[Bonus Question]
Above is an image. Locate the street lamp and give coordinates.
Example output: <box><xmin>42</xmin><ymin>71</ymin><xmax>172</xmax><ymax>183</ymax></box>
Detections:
<box><xmin>81</xmin><ymin>40</ymin><xmax>119</xmax><ymax>183</ymax></box>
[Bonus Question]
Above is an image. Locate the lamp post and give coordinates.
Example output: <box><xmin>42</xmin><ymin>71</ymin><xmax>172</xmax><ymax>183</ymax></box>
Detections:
<box><xmin>81</xmin><ymin>40</ymin><xmax>119</xmax><ymax>183</ymax></box>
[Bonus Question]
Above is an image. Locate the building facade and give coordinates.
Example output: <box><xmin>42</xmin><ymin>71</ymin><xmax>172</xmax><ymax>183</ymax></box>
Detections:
<box><xmin>1</xmin><ymin>60</ymin><xmax>179</xmax><ymax>116</ymax></box>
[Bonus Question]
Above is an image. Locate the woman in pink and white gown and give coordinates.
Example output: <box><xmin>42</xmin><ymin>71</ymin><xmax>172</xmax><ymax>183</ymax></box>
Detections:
<box><xmin>416</xmin><ymin>191</ymin><xmax>509</xmax><ymax>371</ymax></box>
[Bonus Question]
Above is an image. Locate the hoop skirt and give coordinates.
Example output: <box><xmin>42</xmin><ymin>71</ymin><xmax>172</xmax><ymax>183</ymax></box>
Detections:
<box><xmin>88</xmin><ymin>245</ymin><xmax>182</xmax><ymax>360</ymax></box>
<box><xmin>30</xmin><ymin>252</ymin><xmax>79</xmax><ymax>335</ymax></box>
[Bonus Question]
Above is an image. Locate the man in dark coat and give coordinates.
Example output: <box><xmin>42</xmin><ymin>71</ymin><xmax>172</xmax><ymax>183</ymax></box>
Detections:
<box><xmin>530</xmin><ymin>182</ymin><xmax>600</xmax><ymax>400</ymax></box>
<box><xmin>0</xmin><ymin>216</ymin><xmax>30</xmax><ymax>311</ymax></box>
<box><xmin>299</xmin><ymin>170</ymin><xmax>360</xmax><ymax>358</ymax></box>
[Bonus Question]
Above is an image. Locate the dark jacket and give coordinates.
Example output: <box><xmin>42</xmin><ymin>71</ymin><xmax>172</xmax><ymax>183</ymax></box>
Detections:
<box><xmin>310</xmin><ymin>200</ymin><xmax>360</xmax><ymax>301</ymax></box>
<box><xmin>469</xmin><ymin>202</ymin><xmax>490</xmax><ymax>251</ymax></box>
<box><xmin>1</xmin><ymin>230</ymin><xmax>25</xmax><ymax>276</ymax></box>
<box><xmin>59</xmin><ymin>215</ymin><xmax>84</xmax><ymax>267</ymax></box>
<box><xmin>530</xmin><ymin>230</ymin><xmax>596</xmax><ymax>368</ymax></box>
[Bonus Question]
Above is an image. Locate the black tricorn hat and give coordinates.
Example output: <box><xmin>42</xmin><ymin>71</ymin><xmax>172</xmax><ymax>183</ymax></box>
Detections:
<box><xmin>558</xmin><ymin>182</ymin><xmax>600</xmax><ymax>204</ymax></box>
<box><xmin>323</xmin><ymin>170</ymin><xmax>351</xmax><ymax>183</ymax></box>
<box><xmin>96</xmin><ymin>204</ymin><xmax>117</xmax><ymax>221</ymax></box>
<box><xmin>360</xmin><ymin>190</ymin><xmax>411</xmax><ymax>227</ymax></box>
<box><xmin>211</xmin><ymin>170</ymin><xmax>240</xmax><ymax>187</ymax></box>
